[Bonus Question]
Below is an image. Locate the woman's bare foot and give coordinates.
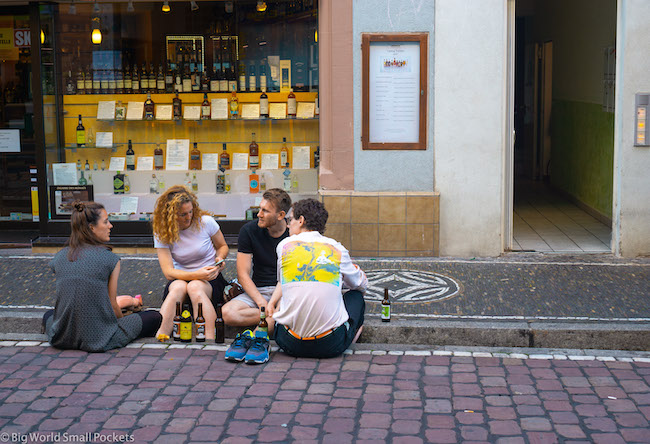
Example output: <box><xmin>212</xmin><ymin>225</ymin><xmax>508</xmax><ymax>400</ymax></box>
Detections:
<box><xmin>352</xmin><ymin>326</ymin><xmax>363</xmax><ymax>344</ymax></box>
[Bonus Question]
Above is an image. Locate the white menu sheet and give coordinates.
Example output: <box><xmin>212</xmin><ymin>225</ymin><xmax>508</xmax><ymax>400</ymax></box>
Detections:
<box><xmin>202</xmin><ymin>153</ymin><xmax>220</xmax><ymax>171</ymax></box>
<box><xmin>165</xmin><ymin>139</ymin><xmax>190</xmax><ymax>170</ymax></box>
<box><xmin>96</xmin><ymin>132</ymin><xmax>113</xmax><ymax>148</ymax></box>
<box><xmin>137</xmin><ymin>156</ymin><xmax>154</xmax><ymax>171</ymax></box>
<box><xmin>232</xmin><ymin>153</ymin><xmax>249</xmax><ymax>170</ymax></box>
<box><xmin>211</xmin><ymin>99</ymin><xmax>229</xmax><ymax>120</ymax></box>
<box><xmin>109</xmin><ymin>157</ymin><xmax>126</xmax><ymax>171</ymax></box>
<box><xmin>183</xmin><ymin>106</ymin><xmax>201</xmax><ymax>120</ymax></box>
<box><xmin>261</xmin><ymin>153</ymin><xmax>279</xmax><ymax>170</ymax></box>
<box><xmin>292</xmin><ymin>146</ymin><xmax>311</xmax><ymax>169</ymax></box>
<box><xmin>0</xmin><ymin>129</ymin><xmax>20</xmax><ymax>152</ymax></box>
<box><xmin>241</xmin><ymin>103</ymin><xmax>260</xmax><ymax>119</ymax></box>
<box><xmin>156</xmin><ymin>105</ymin><xmax>173</xmax><ymax>120</ymax></box>
<box><xmin>96</xmin><ymin>101</ymin><xmax>116</xmax><ymax>120</ymax></box>
<box><xmin>126</xmin><ymin>102</ymin><xmax>144</xmax><ymax>120</ymax></box>
<box><xmin>297</xmin><ymin>102</ymin><xmax>315</xmax><ymax>119</ymax></box>
<box><xmin>120</xmin><ymin>196</ymin><xmax>139</xmax><ymax>214</ymax></box>
<box><xmin>52</xmin><ymin>163</ymin><xmax>78</xmax><ymax>185</ymax></box>
<box><xmin>269</xmin><ymin>103</ymin><xmax>287</xmax><ymax>119</ymax></box>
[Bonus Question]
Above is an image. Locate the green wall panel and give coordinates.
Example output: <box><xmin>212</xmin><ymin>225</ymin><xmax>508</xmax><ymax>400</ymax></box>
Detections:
<box><xmin>551</xmin><ymin>100</ymin><xmax>614</xmax><ymax>218</ymax></box>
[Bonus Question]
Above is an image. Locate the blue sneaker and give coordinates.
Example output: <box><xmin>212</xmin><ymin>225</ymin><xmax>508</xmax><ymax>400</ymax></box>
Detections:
<box><xmin>225</xmin><ymin>330</ymin><xmax>254</xmax><ymax>362</ymax></box>
<box><xmin>244</xmin><ymin>330</ymin><xmax>270</xmax><ymax>365</ymax></box>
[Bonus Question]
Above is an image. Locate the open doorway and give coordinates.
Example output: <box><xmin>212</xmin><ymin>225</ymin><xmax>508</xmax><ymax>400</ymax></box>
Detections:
<box><xmin>512</xmin><ymin>0</ymin><xmax>615</xmax><ymax>253</ymax></box>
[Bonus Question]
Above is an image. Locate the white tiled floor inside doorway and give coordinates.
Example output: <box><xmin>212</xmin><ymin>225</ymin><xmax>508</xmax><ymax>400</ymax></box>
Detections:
<box><xmin>513</xmin><ymin>182</ymin><xmax>611</xmax><ymax>253</ymax></box>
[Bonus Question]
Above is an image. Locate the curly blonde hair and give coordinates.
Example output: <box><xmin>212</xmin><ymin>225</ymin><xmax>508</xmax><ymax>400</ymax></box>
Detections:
<box><xmin>152</xmin><ymin>186</ymin><xmax>207</xmax><ymax>245</ymax></box>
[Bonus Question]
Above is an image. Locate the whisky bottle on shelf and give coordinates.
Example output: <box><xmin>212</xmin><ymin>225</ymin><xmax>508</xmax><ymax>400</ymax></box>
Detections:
<box><xmin>219</xmin><ymin>143</ymin><xmax>230</xmax><ymax>169</ymax></box>
<box><xmin>154</xmin><ymin>144</ymin><xmax>164</xmax><ymax>170</ymax></box>
<box><xmin>238</xmin><ymin>62</ymin><xmax>246</xmax><ymax>92</ymax></box>
<box><xmin>192</xmin><ymin>65</ymin><xmax>200</xmax><ymax>92</ymax></box>
<box><xmin>260</xmin><ymin>88</ymin><xmax>269</xmax><ymax>118</ymax></box>
<box><xmin>157</xmin><ymin>63</ymin><xmax>165</xmax><ymax>93</ymax></box>
<box><xmin>280</xmin><ymin>137</ymin><xmax>289</xmax><ymax>168</ymax></box>
<box><xmin>173</xmin><ymin>93</ymin><xmax>182</xmax><ymax>120</ymax></box>
<box><xmin>219</xmin><ymin>66</ymin><xmax>228</xmax><ymax>92</ymax></box>
<box><xmin>184</xmin><ymin>172</ymin><xmax>192</xmax><ymax>189</ymax></box>
<box><xmin>174</xmin><ymin>65</ymin><xmax>182</xmax><ymax>93</ymax></box>
<box><xmin>216</xmin><ymin>168</ymin><xmax>225</xmax><ymax>194</ymax></box>
<box><xmin>76</xmin><ymin>67</ymin><xmax>85</xmax><ymax>94</ymax></box>
<box><xmin>140</xmin><ymin>63</ymin><xmax>149</xmax><ymax>91</ymax></box>
<box><xmin>92</xmin><ymin>68</ymin><xmax>101</xmax><ymax>94</ymax></box>
<box><xmin>249</xmin><ymin>169</ymin><xmax>259</xmax><ymax>194</ymax></box>
<box><xmin>65</xmin><ymin>70</ymin><xmax>76</xmax><ymax>95</ymax></box>
<box><xmin>84</xmin><ymin>159</ymin><xmax>90</xmax><ymax>171</ymax></box>
<box><xmin>192</xmin><ymin>172</ymin><xmax>199</xmax><ymax>193</ymax></box>
<box><xmin>84</xmin><ymin>66</ymin><xmax>92</xmax><ymax>93</ymax></box>
<box><xmin>87</xmin><ymin>173</ymin><xmax>93</xmax><ymax>185</ymax></box>
<box><xmin>100</xmin><ymin>68</ymin><xmax>109</xmax><ymax>94</ymax></box>
<box><xmin>260</xmin><ymin>63</ymin><xmax>267</xmax><ymax>92</ymax></box>
<box><xmin>283</xmin><ymin>163</ymin><xmax>291</xmax><ymax>192</ymax></box>
<box><xmin>78</xmin><ymin>170</ymin><xmax>87</xmax><ymax>186</ymax></box>
<box><xmin>115</xmin><ymin>67</ymin><xmax>124</xmax><ymax>94</ymax></box>
<box><xmin>131</xmin><ymin>64</ymin><xmax>140</xmax><ymax>93</ymax></box>
<box><xmin>149</xmin><ymin>62</ymin><xmax>156</xmax><ymax>92</ymax></box>
<box><xmin>182</xmin><ymin>64</ymin><xmax>192</xmax><ymax>92</ymax></box>
<box><xmin>149</xmin><ymin>174</ymin><xmax>159</xmax><ymax>194</ymax></box>
<box><xmin>113</xmin><ymin>171</ymin><xmax>125</xmax><ymax>194</ymax></box>
<box><xmin>201</xmin><ymin>93</ymin><xmax>211</xmax><ymax>120</ymax></box>
<box><xmin>124</xmin><ymin>174</ymin><xmax>131</xmax><ymax>194</ymax></box>
<box><xmin>165</xmin><ymin>61</ymin><xmax>174</xmax><ymax>93</ymax></box>
<box><xmin>248</xmin><ymin>62</ymin><xmax>256</xmax><ymax>92</ymax></box>
<box><xmin>101</xmin><ymin>159</ymin><xmax>106</xmax><ymax>171</ymax></box>
<box><xmin>108</xmin><ymin>69</ymin><xmax>117</xmax><ymax>94</ymax></box>
<box><xmin>190</xmin><ymin>143</ymin><xmax>201</xmax><ymax>170</ymax></box>
<box><xmin>201</xmin><ymin>68</ymin><xmax>210</xmax><ymax>91</ymax></box>
<box><xmin>228</xmin><ymin>66</ymin><xmax>237</xmax><ymax>94</ymax></box>
<box><xmin>126</xmin><ymin>140</ymin><xmax>136</xmax><ymax>171</ymax></box>
<box><xmin>76</xmin><ymin>159</ymin><xmax>82</xmax><ymax>170</ymax></box>
<box><xmin>249</xmin><ymin>133</ymin><xmax>259</xmax><ymax>169</ymax></box>
<box><xmin>229</xmin><ymin>88</ymin><xmax>239</xmax><ymax>119</ymax></box>
<box><xmin>287</xmin><ymin>88</ymin><xmax>297</xmax><ymax>118</ymax></box>
<box><xmin>144</xmin><ymin>92</ymin><xmax>155</xmax><ymax>120</ymax></box>
<box><xmin>76</xmin><ymin>115</ymin><xmax>85</xmax><ymax>148</ymax></box>
<box><xmin>209</xmin><ymin>65</ymin><xmax>218</xmax><ymax>92</ymax></box>
<box><xmin>123</xmin><ymin>63</ymin><xmax>132</xmax><ymax>92</ymax></box>
<box><xmin>93</xmin><ymin>160</ymin><xmax>98</xmax><ymax>171</ymax></box>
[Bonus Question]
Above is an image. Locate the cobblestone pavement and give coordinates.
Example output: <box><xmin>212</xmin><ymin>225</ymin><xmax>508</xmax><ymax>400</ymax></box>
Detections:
<box><xmin>1</xmin><ymin>343</ymin><xmax>649</xmax><ymax>443</ymax></box>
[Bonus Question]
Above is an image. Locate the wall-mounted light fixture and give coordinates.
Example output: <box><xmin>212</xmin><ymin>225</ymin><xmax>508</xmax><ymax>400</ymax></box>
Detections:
<box><xmin>190</xmin><ymin>1</ymin><xmax>199</xmax><ymax>11</ymax></box>
<box><xmin>256</xmin><ymin>1</ymin><xmax>267</xmax><ymax>12</ymax></box>
<box><xmin>162</xmin><ymin>1</ymin><xmax>171</xmax><ymax>13</ymax></box>
<box><xmin>40</xmin><ymin>29</ymin><xmax>45</xmax><ymax>44</ymax></box>
<box><xmin>91</xmin><ymin>17</ymin><xmax>102</xmax><ymax>44</ymax></box>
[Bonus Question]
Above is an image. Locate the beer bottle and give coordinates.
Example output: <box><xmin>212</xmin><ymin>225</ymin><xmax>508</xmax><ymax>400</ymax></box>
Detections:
<box><xmin>381</xmin><ymin>288</ymin><xmax>391</xmax><ymax>322</ymax></box>
<box><xmin>179</xmin><ymin>303</ymin><xmax>193</xmax><ymax>342</ymax></box>
<box><xmin>195</xmin><ymin>303</ymin><xmax>206</xmax><ymax>342</ymax></box>
<box><xmin>172</xmin><ymin>301</ymin><xmax>182</xmax><ymax>341</ymax></box>
<box><xmin>258</xmin><ymin>306</ymin><xmax>268</xmax><ymax>334</ymax></box>
<box><xmin>215</xmin><ymin>304</ymin><xmax>225</xmax><ymax>343</ymax></box>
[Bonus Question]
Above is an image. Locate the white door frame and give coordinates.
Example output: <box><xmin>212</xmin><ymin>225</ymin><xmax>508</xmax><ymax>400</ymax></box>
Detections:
<box><xmin>503</xmin><ymin>0</ymin><xmax>516</xmax><ymax>252</ymax></box>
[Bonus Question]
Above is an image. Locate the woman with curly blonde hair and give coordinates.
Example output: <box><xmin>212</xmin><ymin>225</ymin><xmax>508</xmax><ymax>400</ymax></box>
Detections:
<box><xmin>152</xmin><ymin>185</ymin><xmax>229</xmax><ymax>340</ymax></box>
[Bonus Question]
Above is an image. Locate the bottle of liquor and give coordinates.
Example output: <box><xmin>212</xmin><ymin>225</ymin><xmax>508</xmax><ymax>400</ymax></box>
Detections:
<box><xmin>65</xmin><ymin>70</ymin><xmax>76</xmax><ymax>95</ymax></box>
<box><xmin>192</xmin><ymin>172</ymin><xmax>199</xmax><ymax>193</ymax></box>
<box><xmin>258</xmin><ymin>306</ymin><xmax>268</xmax><ymax>334</ymax></box>
<box><xmin>172</xmin><ymin>301</ymin><xmax>182</xmax><ymax>341</ymax></box>
<box><xmin>76</xmin><ymin>159</ymin><xmax>82</xmax><ymax>171</ymax></box>
<box><xmin>224</xmin><ymin>171</ymin><xmax>231</xmax><ymax>193</ymax></box>
<box><xmin>149</xmin><ymin>174</ymin><xmax>159</xmax><ymax>194</ymax></box>
<box><xmin>228</xmin><ymin>66</ymin><xmax>237</xmax><ymax>94</ymax></box>
<box><xmin>381</xmin><ymin>288</ymin><xmax>391</xmax><ymax>322</ymax></box>
<box><xmin>173</xmin><ymin>93</ymin><xmax>182</xmax><ymax>120</ymax></box>
<box><xmin>291</xmin><ymin>170</ymin><xmax>299</xmax><ymax>192</ymax></box>
<box><xmin>287</xmin><ymin>88</ymin><xmax>297</xmax><ymax>118</ymax></box>
<box><xmin>249</xmin><ymin>169</ymin><xmax>259</xmax><ymax>194</ymax></box>
<box><xmin>93</xmin><ymin>160</ymin><xmax>98</xmax><ymax>171</ymax></box>
<box><xmin>201</xmin><ymin>93</ymin><xmax>211</xmax><ymax>120</ymax></box>
<box><xmin>195</xmin><ymin>302</ymin><xmax>206</xmax><ymax>342</ymax></box>
<box><xmin>248</xmin><ymin>62</ymin><xmax>256</xmax><ymax>92</ymax></box>
<box><xmin>192</xmin><ymin>65</ymin><xmax>200</xmax><ymax>92</ymax></box>
<box><xmin>140</xmin><ymin>62</ymin><xmax>149</xmax><ymax>91</ymax></box>
<box><xmin>260</xmin><ymin>88</ymin><xmax>269</xmax><ymax>118</ymax></box>
<box><xmin>158</xmin><ymin>174</ymin><xmax>166</xmax><ymax>193</ymax></box>
<box><xmin>190</xmin><ymin>143</ymin><xmax>201</xmax><ymax>170</ymax></box>
<box><xmin>280</xmin><ymin>137</ymin><xmax>289</xmax><ymax>167</ymax></box>
<box><xmin>92</xmin><ymin>68</ymin><xmax>101</xmax><ymax>94</ymax></box>
<box><xmin>215</xmin><ymin>304</ymin><xmax>225</xmax><ymax>343</ymax></box>
<box><xmin>108</xmin><ymin>68</ymin><xmax>117</xmax><ymax>94</ymax></box>
<box><xmin>201</xmin><ymin>68</ymin><xmax>210</xmax><ymax>91</ymax></box>
<box><xmin>259</xmin><ymin>63</ymin><xmax>267</xmax><ymax>92</ymax></box>
<box><xmin>101</xmin><ymin>159</ymin><xmax>106</xmax><ymax>171</ymax></box>
<box><xmin>229</xmin><ymin>88</ymin><xmax>239</xmax><ymax>118</ymax></box>
<box><xmin>238</xmin><ymin>62</ymin><xmax>246</xmax><ymax>92</ymax></box>
<box><xmin>216</xmin><ymin>168</ymin><xmax>226</xmax><ymax>193</ymax></box>
<box><xmin>131</xmin><ymin>63</ymin><xmax>140</xmax><ymax>93</ymax></box>
<box><xmin>84</xmin><ymin>66</ymin><xmax>93</xmax><ymax>93</ymax></box>
<box><xmin>260</xmin><ymin>172</ymin><xmax>267</xmax><ymax>192</ymax></box>
<box><xmin>249</xmin><ymin>133</ymin><xmax>259</xmax><ymax>169</ymax></box>
<box><xmin>87</xmin><ymin>173</ymin><xmax>93</xmax><ymax>185</ymax></box>
<box><xmin>283</xmin><ymin>163</ymin><xmax>292</xmax><ymax>192</ymax></box>
<box><xmin>184</xmin><ymin>172</ymin><xmax>192</xmax><ymax>189</ymax></box>
<box><xmin>154</xmin><ymin>144</ymin><xmax>164</xmax><ymax>170</ymax></box>
<box><xmin>123</xmin><ymin>63</ymin><xmax>132</xmax><ymax>92</ymax></box>
<box><xmin>219</xmin><ymin>66</ymin><xmax>228</xmax><ymax>92</ymax></box>
<box><xmin>149</xmin><ymin>62</ymin><xmax>156</xmax><ymax>92</ymax></box>
<box><xmin>179</xmin><ymin>303</ymin><xmax>192</xmax><ymax>343</ymax></box>
<box><xmin>124</xmin><ymin>174</ymin><xmax>131</xmax><ymax>194</ymax></box>
<box><xmin>182</xmin><ymin>63</ymin><xmax>192</xmax><ymax>92</ymax></box>
<box><xmin>144</xmin><ymin>92</ymin><xmax>155</xmax><ymax>120</ymax></box>
<box><xmin>219</xmin><ymin>143</ymin><xmax>230</xmax><ymax>169</ymax></box>
<box><xmin>78</xmin><ymin>170</ymin><xmax>87</xmax><ymax>186</ymax></box>
<box><xmin>126</xmin><ymin>140</ymin><xmax>136</xmax><ymax>170</ymax></box>
<box><xmin>115</xmin><ymin>66</ymin><xmax>124</xmax><ymax>94</ymax></box>
<box><xmin>100</xmin><ymin>67</ymin><xmax>109</xmax><ymax>94</ymax></box>
<box><xmin>113</xmin><ymin>171</ymin><xmax>125</xmax><ymax>194</ymax></box>
<box><xmin>76</xmin><ymin>115</ymin><xmax>85</xmax><ymax>147</ymax></box>
<box><xmin>76</xmin><ymin>67</ymin><xmax>85</xmax><ymax>94</ymax></box>
<box><xmin>314</xmin><ymin>146</ymin><xmax>320</xmax><ymax>168</ymax></box>
<box><xmin>157</xmin><ymin>63</ymin><xmax>165</xmax><ymax>93</ymax></box>
<box><xmin>165</xmin><ymin>61</ymin><xmax>174</xmax><ymax>93</ymax></box>
<box><xmin>174</xmin><ymin>65</ymin><xmax>182</xmax><ymax>93</ymax></box>
<box><xmin>210</xmin><ymin>65</ymin><xmax>219</xmax><ymax>92</ymax></box>
<box><xmin>84</xmin><ymin>159</ymin><xmax>90</xmax><ymax>171</ymax></box>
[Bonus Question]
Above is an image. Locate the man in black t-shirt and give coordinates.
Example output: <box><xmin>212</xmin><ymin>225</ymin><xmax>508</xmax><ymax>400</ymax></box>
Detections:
<box><xmin>222</xmin><ymin>188</ymin><xmax>291</xmax><ymax>330</ymax></box>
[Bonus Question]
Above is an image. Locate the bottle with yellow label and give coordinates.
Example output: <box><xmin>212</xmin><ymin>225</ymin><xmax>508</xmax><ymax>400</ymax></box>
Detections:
<box><xmin>180</xmin><ymin>303</ymin><xmax>193</xmax><ymax>342</ymax></box>
<box><xmin>76</xmin><ymin>115</ymin><xmax>85</xmax><ymax>147</ymax></box>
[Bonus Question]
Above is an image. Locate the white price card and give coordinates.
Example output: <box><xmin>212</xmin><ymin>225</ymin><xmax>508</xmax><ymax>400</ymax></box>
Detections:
<box><xmin>292</xmin><ymin>146</ymin><xmax>311</xmax><ymax>169</ymax></box>
<box><xmin>211</xmin><ymin>98</ymin><xmax>229</xmax><ymax>120</ymax></box>
<box><xmin>261</xmin><ymin>153</ymin><xmax>279</xmax><ymax>170</ymax></box>
<box><xmin>0</xmin><ymin>129</ymin><xmax>20</xmax><ymax>152</ymax></box>
<box><xmin>297</xmin><ymin>102</ymin><xmax>315</xmax><ymax>119</ymax></box>
<box><xmin>96</xmin><ymin>132</ymin><xmax>113</xmax><ymax>148</ymax></box>
<box><xmin>241</xmin><ymin>103</ymin><xmax>260</xmax><ymax>119</ymax></box>
<box><xmin>97</xmin><ymin>101</ymin><xmax>116</xmax><ymax>120</ymax></box>
<box><xmin>183</xmin><ymin>106</ymin><xmax>201</xmax><ymax>120</ymax></box>
<box><xmin>269</xmin><ymin>103</ymin><xmax>287</xmax><ymax>119</ymax></box>
<box><xmin>109</xmin><ymin>157</ymin><xmax>126</xmax><ymax>171</ymax></box>
<box><xmin>156</xmin><ymin>105</ymin><xmax>173</xmax><ymax>120</ymax></box>
<box><xmin>120</xmin><ymin>196</ymin><xmax>139</xmax><ymax>214</ymax></box>
<box><xmin>52</xmin><ymin>163</ymin><xmax>78</xmax><ymax>185</ymax></box>
<box><xmin>202</xmin><ymin>153</ymin><xmax>220</xmax><ymax>171</ymax></box>
<box><xmin>232</xmin><ymin>152</ymin><xmax>249</xmax><ymax>170</ymax></box>
<box><xmin>165</xmin><ymin>139</ymin><xmax>190</xmax><ymax>170</ymax></box>
<box><xmin>126</xmin><ymin>102</ymin><xmax>144</xmax><ymax>120</ymax></box>
<box><xmin>137</xmin><ymin>156</ymin><xmax>154</xmax><ymax>171</ymax></box>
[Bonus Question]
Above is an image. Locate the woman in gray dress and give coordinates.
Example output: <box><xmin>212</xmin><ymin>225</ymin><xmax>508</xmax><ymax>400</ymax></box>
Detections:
<box><xmin>43</xmin><ymin>201</ymin><xmax>162</xmax><ymax>352</ymax></box>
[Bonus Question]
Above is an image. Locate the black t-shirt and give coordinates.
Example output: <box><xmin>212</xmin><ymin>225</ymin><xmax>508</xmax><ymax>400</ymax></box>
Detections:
<box><xmin>238</xmin><ymin>220</ymin><xmax>289</xmax><ymax>287</ymax></box>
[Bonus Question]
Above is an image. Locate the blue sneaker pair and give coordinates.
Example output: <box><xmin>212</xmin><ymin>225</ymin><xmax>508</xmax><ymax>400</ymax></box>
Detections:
<box><xmin>224</xmin><ymin>329</ymin><xmax>270</xmax><ymax>365</ymax></box>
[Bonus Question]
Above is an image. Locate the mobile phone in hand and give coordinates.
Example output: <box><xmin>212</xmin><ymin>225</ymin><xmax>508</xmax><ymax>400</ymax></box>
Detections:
<box><xmin>215</xmin><ymin>258</ymin><xmax>224</xmax><ymax>266</ymax></box>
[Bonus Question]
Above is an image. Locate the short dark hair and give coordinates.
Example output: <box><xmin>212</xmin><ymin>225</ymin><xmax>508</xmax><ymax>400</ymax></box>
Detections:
<box><xmin>263</xmin><ymin>188</ymin><xmax>291</xmax><ymax>214</ymax></box>
<box><xmin>292</xmin><ymin>199</ymin><xmax>328</xmax><ymax>234</ymax></box>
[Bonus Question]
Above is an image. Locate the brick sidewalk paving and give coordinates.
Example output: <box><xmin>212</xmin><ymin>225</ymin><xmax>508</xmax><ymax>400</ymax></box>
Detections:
<box><xmin>0</xmin><ymin>344</ymin><xmax>649</xmax><ymax>443</ymax></box>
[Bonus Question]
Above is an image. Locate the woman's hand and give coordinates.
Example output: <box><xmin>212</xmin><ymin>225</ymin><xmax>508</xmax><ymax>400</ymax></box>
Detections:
<box><xmin>266</xmin><ymin>301</ymin><xmax>276</xmax><ymax>318</ymax></box>
<box><xmin>214</xmin><ymin>257</ymin><xmax>226</xmax><ymax>273</ymax></box>
<box><xmin>197</xmin><ymin>266</ymin><xmax>220</xmax><ymax>282</ymax></box>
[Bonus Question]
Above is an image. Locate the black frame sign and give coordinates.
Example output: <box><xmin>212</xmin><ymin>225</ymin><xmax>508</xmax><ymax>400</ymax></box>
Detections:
<box><xmin>49</xmin><ymin>186</ymin><xmax>95</xmax><ymax>220</ymax></box>
<box><xmin>362</xmin><ymin>33</ymin><xmax>428</xmax><ymax>150</ymax></box>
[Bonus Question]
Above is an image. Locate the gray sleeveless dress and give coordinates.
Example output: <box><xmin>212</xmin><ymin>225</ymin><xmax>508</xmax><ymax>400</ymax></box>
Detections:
<box><xmin>47</xmin><ymin>246</ymin><xmax>142</xmax><ymax>352</ymax></box>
